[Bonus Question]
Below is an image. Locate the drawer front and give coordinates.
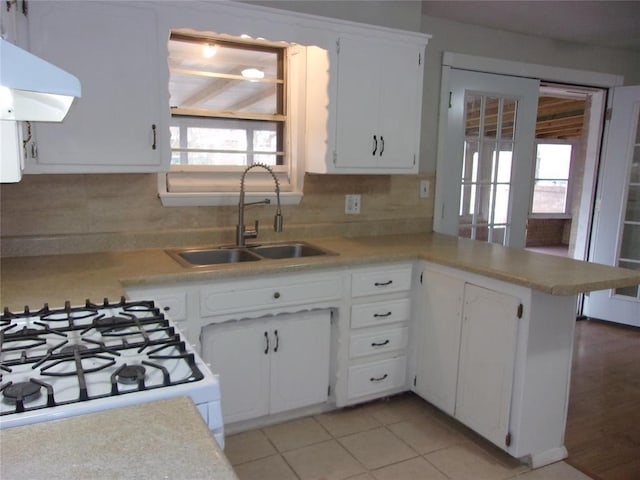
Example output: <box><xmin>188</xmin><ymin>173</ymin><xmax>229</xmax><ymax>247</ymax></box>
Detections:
<box><xmin>351</xmin><ymin>265</ymin><xmax>413</xmax><ymax>297</ymax></box>
<box><xmin>351</xmin><ymin>298</ymin><xmax>411</xmax><ymax>328</ymax></box>
<box><xmin>201</xmin><ymin>276</ymin><xmax>343</xmax><ymax>317</ymax></box>
<box><xmin>347</xmin><ymin>356</ymin><xmax>407</xmax><ymax>399</ymax></box>
<box><xmin>349</xmin><ymin>326</ymin><xmax>409</xmax><ymax>359</ymax></box>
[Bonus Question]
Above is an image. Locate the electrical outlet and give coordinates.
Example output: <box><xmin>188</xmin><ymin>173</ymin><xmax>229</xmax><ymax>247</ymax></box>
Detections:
<box><xmin>420</xmin><ymin>180</ymin><xmax>430</xmax><ymax>198</ymax></box>
<box><xmin>345</xmin><ymin>194</ymin><xmax>361</xmax><ymax>214</ymax></box>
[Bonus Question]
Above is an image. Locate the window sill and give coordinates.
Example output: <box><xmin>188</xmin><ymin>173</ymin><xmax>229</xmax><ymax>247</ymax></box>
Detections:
<box><xmin>159</xmin><ymin>190</ymin><xmax>303</xmax><ymax>207</ymax></box>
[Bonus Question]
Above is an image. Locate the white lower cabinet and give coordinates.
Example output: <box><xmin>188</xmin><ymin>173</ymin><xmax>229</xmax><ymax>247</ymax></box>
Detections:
<box><xmin>414</xmin><ymin>269</ymin><xmax>464</xmax><ymax>415</ymax></box>
<box><xmin>200</xmin><ymin>310</ymin><xmax>332</xmax><ymax>424</ymax></box>
<box><xmin>456</xmin><ymin>283</ymin><xmax>519</xmax><ymax>449</ymax></box>
<box><xmin>342</xmin><ymin>263</ymin><xmax>414</xmax><ymax>405</ymax></box>
<box><xmin>347</xmin><ymin>356</ymin><xmax>407</xmax><ymax>399</ymax></box>
<box><xmin>415</xmin><ymin>268</ymin><xmax>520</xmax><ymax>449</ymax></box>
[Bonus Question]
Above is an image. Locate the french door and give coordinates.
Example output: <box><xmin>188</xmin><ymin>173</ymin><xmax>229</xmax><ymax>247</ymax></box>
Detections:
<box><xmin>435</xmin><ymin>69</ymin><xmax>539</xmax><ymax>248</ymax></box>
<box><xmin>586</xmin><ymin>86</ymin><xmax>640</xmax><ymax>326</ymax></box>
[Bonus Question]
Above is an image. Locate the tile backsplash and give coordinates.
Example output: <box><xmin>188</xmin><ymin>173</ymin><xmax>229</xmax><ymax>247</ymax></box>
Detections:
<box><xmin>0</xmin><ymin>173</ymin><xmax>434</xmax><ymax>257</ymax></box>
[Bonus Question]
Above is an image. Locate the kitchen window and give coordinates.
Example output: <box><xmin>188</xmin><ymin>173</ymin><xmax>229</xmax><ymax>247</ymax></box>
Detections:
<box><xmin>159</xmin><ymin>31</ymin><xmax>306</xmax><ymax>205</ymax></box>
<box><xmin>530</xmin><ymin>142</ymin><xmax>574</xmax><ymax>216</ymax></box>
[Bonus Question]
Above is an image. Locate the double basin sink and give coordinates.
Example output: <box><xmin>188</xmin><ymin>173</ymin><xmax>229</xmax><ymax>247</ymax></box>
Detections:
<box><xmin>166</xmin><ymin>241</ymin><xmax>336</xmax><ymax>268</ymax></box>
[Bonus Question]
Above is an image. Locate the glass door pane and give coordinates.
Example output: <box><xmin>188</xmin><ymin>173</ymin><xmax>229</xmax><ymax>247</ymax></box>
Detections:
<box><xmin>459</xmin><ymin>94</ymin><xmax>517</xmax><ymax>246</ymax></box>
<box><xmin>615</xmin><ymin>107</ymin><xmax>640</xmax><ymax>298</ymax></box>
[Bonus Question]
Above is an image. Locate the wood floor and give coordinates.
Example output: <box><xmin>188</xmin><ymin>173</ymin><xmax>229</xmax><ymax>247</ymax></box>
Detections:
<box><xmin>565</xmin><ymin>318</ymin><xmax>640</xmax><ymax>480</ymax></box>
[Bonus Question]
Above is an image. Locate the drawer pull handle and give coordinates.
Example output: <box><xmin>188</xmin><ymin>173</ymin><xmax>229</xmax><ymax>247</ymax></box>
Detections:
<box><xmin>273</xmin><ymin>291</ymin><xmax>281</xmax><ymax>299</ymax></box>
<box><xmin>374</xmin><ymin>280</ymin><xmax>393</xmax><ymax>287</ymax></box>
<box><xmin>373</xmin><ymin>312</ymin><xmax>392</xmax><ymax>318</ymax></box>
<box><xmin>371</xmin><ymin>339</ymin><xmax>390</xmax><ymax>347</ymax></box>
<box><xmin>264</xmin><ymin>331</ymin><xmax>269</xmax><ymax>354</ymax></box>
<box><xmin>274</xmin><ymin>329</ymin><xmax>279</xmax><ymax>352</ymax></box>
<box><xmin>370</xmin><ymin>374</ymin><xmax>388</xmax><ymax>382</ymax></box>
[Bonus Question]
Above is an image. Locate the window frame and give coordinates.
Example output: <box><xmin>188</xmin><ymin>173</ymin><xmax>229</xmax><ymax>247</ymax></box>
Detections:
<box><xmin>529</xmin><ymin>139</ymin><xmax>576</xmax><ymax>219</ymax></box>
<box><xmin>158</xmin><ymin>32</ymin><xmax>306</xmax><ymax>206</ymax></box>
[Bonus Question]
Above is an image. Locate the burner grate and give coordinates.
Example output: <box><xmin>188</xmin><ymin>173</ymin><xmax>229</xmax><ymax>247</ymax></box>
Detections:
<box><xmin>0</xmin><ymin>297</ymin><xmax>205</xmax><ymax>418</ymax></box>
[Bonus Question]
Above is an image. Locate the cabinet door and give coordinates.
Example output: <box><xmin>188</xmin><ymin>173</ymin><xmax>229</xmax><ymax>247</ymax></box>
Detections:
<box><xmin>26</xmin><ymin>2</ymin><xmax>168</xmax><ymax>172</ymax></box>
<box><xmin>334</xmin><ymin>35</ymin><xmax>422</xmax><ymax>172</ymax></box>
<box><xmin>269</xmin><ymin>311</ymin><xmax>331</xmax><ymax>414</ymax></box>
<box><xmin>455</xmin><ymin>284</ymin><xmax>519</xmax><ymax>448</ymax></box>
<box><xmin>334</xmin><ymin>36</ymin><xmax>380</xmax><ymax>169</ymax></box>
<box><xmin>377</xmin><ymin>42</ymin><xmax>421</xmax><ymax>169</ymax></box>
<box><xmin>414</xmin><ymin>270</ymin><xmax>465</xmax><ymax>415</ymax></box>
<box><xmin>200</xmin><ymin>321</ymin><xmax>270</xmax><ymax>424</ymax></box>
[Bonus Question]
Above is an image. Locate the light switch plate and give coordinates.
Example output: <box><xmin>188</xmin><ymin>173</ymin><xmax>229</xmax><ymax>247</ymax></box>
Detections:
<box><xmin>345</xmin><ymin>194</ymin><xmax>361</xmax><ymax>214</ymax></box>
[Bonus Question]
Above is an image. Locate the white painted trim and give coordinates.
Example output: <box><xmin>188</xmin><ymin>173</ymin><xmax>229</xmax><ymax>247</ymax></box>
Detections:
<box><xmin>442</xmin><ymin>52</ymin><xmax>624</xmax><ymax>87</ymax></box>
<box><xmin>529</xmin><ymin>446</ymin><xmax>569</xmax><ymax>469</ymax></box>
<box><xmin>573</xmin><ymin>89</ymin><xmax>606</xmax><ymax>261</ymax></box>
<box><xmin>157</xmin><ymin>174</ymin><xmax>303</xmax><ymax>207</ymax></box>
<box><xmin>183</xmin><ymin>0</ymin><xmax>431</xmax><ymax>43</ymax></box>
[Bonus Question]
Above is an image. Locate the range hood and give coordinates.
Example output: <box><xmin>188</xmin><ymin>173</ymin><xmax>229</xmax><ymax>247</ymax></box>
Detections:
<box><xmin>0</xmin><ymin>37</ymin><xmax>81</xmax><ymax>121</ymax></box>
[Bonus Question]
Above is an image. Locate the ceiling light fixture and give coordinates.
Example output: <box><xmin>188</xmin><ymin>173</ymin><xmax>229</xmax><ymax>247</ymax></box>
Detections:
<box><xmin>241</xmin><ymin>68</ymin><xmax>265</xmax><ymax>80</ymax></box>
<box><xmin>202</xmin><ymin>44</ymin><xmax>217</xmax><ymax>58</ymax></box>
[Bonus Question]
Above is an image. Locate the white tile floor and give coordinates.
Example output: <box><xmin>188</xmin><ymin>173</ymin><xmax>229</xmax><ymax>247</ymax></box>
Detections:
<box><xmin>225</xmin><ymin>393</ymin><xmax>592</xmax><ymax>480</ymax></box>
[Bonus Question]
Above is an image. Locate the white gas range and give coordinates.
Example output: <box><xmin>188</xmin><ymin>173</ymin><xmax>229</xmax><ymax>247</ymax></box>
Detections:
<box><xmin>0</xmin><ymin>297</ymin><xmax>224</xmax><ymax>447</ymax></box>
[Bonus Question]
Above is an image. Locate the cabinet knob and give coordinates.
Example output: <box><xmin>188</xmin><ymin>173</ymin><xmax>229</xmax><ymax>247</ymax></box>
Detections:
<box><xmin>163</xmin><ymin>306</ymin><xmax>170</xmax><ymax>312</ymax></box>
<box><xmin>273</xmin><ymin>291</ymin><xmax>281</xmax><ymax>299</ymax></box>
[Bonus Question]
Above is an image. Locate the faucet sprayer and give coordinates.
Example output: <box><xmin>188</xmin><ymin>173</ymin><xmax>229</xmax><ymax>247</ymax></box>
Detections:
<box><xmin>236</xmin><ymin>163</ymin><xmax>283</xmax><ymax>247</ymax></box>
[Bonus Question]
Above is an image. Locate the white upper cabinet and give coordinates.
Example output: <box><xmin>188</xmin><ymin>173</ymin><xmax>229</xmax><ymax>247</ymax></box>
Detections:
<box><xmin>24</xmin><ymin>1</ymin><xmax>170</xmax><ymax>173</ymax></box>
<box><xmin>307</xmin><ymin>33</ymin><xmax>426</xmax><ymax>174</ymax></box>
<box><xmin>19</xmin><ymin>1</ymin><xmax>427</xmax><ymax>175</ymax></box>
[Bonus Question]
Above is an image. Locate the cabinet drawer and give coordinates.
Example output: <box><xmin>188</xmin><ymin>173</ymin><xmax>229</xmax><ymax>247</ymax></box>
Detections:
<box><xmin>351</xmin><ymin>265</ymin><xmax>412</xmax><ymax>297</ymax></box>
<box><xmin>347</xmin><ymin>356</ymin><xmax>407</xmax><ymax>399</ymax></box>
<box><xmin>350</xmin><ymin>326</ymin><xmax>409</xmax><ymax>359</ymax></box>
<box><xmin>201</xmin><ymin>276</ymin><xmax>342</xmax><ymax>318</ymax></box>
<box><xmin>351</xmin><ymin>298</ymin><xmax>411</xmax><ymax>328</ymax></box>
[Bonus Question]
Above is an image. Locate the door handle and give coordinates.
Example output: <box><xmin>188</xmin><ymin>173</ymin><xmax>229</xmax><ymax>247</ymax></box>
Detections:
<box><xmin>264</xmin><ymin>331</ymin><xmax>269</xmax><ymax>354</ymax></box>
<box><xmin>372</xmin><ymin>135</ymin><xmax>378</xmax><ymax>155</ymax></box>
<box><xmin>379</xmin><ymin>136</ymin><xmax>384</xmax><ymax>156</ymax></box>
<box><xmin>274</xmin><ymin>329</ymin><xmax>279</xmax><ymax>352</ymax></box>
<box><xmin>151</xmin><ymin>124</ymin><xmax>157</xmax><ymax>150</ymax></box>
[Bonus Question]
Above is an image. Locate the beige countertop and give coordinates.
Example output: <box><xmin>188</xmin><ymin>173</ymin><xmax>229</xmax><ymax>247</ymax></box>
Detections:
<box><xmin>0</xmin><ymin>396</ymin><xmax>238</xmax><ymax>480</ymax></box>
<box><xmin>1</xmin><ymin>232</ymin><xmax>639</xmax><ymax>310</ymax></box>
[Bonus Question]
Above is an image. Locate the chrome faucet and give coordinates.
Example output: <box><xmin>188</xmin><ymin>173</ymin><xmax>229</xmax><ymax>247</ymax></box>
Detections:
<box><xmin>236</xmin><ymin>163</ymin><xmax>283</xmax><ymax>247</ymax></box>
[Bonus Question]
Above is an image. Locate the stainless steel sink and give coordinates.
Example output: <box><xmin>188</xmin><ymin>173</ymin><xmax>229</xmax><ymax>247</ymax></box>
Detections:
<box><xmin>167</xmin><ymin>247</ymin><xmax>261</xmax><ymax>268</ymax></box>
<box><xmin>166</xmin><ymin>241</ymin><xmax>336</xmax><ymax>268</ymax></box>
<box><xmin>248</xmin><ymin>242</ymin><xmax>334</xmax><ymax>259</ymax></box>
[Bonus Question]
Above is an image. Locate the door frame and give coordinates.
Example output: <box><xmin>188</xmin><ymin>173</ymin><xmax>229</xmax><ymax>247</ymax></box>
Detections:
<box><xmin>434</xmin><ymin>52</ymin><xmax>624</xmax><ymax>251</ymax></box>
